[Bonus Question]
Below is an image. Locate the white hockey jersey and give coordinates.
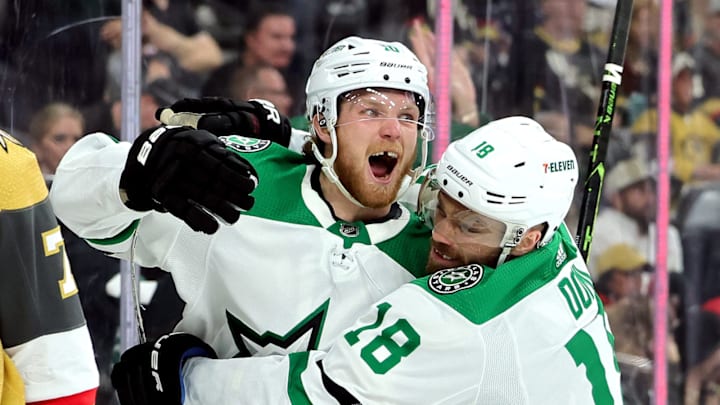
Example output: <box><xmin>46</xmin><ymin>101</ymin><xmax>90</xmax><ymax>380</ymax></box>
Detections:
<box><xmin>49</xmin><ymin>133</ymin><xmax>431</xmax><ymax>358</ymax></box>
<box><xmin>181</xmin><ymin>224</ymin><xmax>623</xmax><ymax>404</ymax></box>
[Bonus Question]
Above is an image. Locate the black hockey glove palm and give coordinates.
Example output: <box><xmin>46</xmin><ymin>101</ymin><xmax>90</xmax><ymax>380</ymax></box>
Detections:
<box><xmin>157</xmin><ymin>97</ymin><xmax>292</xmax><ymax>147</ymax></box>
<box><xmin>120</xmin><ymin>125</ymin><xmax>258</xmax><ymax>234</ymax></box>
<box><xmin>111</xmin><ymin>333</ymin><xmax>217</xmax><ymax>405</ymax></box>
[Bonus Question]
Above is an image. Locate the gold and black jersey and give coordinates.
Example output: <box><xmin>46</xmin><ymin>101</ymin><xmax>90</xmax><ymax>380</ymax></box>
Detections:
<box><xmin>0</xmin><ymin>130</ymin><xmax>85</xmax><ymax>349</ymax></box>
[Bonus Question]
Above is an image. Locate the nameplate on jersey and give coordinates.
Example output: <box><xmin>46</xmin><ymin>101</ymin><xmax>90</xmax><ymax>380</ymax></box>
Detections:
<box><xmin>220</xmin><ymin>135</ymin><xmax>271</xmax><ymax>153</ymax></box>
<box><xmin>428</xmin><ymin>264</ymin><xmax>484</xmax><ymax>294</ymax></box>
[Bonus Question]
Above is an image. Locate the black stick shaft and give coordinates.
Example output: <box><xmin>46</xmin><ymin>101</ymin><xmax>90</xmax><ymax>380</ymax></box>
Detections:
<box><xmin>575</xmin><ymin>0</ymin><xmax>634</xmax><ymax>260</ymax></box>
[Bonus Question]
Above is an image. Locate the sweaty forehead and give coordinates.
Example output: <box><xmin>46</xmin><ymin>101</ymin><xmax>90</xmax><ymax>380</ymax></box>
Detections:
<box><xmin>341</xmin><ymin>88</ymin><xmax>418</xmax><ymax>109</ymax></box>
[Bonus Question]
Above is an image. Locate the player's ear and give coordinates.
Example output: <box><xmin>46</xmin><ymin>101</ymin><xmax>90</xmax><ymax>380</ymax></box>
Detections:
<box><xmin>311</xmin><ymin>114</ymin><xmax>331</xmax><ymax>143</ymax></box>
<box><xmin>511</xmin><ymin>225</ymin><xmax>544</xmax><ymax>256</ymax></box>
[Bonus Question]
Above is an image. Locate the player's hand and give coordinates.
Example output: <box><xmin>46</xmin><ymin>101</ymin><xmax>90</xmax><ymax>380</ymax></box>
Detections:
<box><xmin>111</xmin><ymin>333</ymin><xmax>217</xmax><ymax>405</ymax></box>
<box><xmin>120</xmin><ymin>125</ymin><xmax>258</xmax><ymax>234</ymax></box>
<box><xmin>157</xmin><ymin>97</ymin><xmax>292</xmax><ymax>147</ymax></box>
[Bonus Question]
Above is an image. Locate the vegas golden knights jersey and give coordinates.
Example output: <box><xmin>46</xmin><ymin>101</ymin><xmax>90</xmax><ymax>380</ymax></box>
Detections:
<box><xmin>0</xmin><ymin>130</ymin><xmax>98</xmax><ymax>404</ymax></box>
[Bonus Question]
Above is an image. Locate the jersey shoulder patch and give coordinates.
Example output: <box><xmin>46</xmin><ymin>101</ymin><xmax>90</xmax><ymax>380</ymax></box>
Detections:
<box><xmin>220</xmin><ymin>135</ymin><xmax>271</xmax><ymax>153</ymax></box>
<box><xmin>428</xmin><ymin>264</ymin><xmax>484</xmax><ymax>294</ymax></box>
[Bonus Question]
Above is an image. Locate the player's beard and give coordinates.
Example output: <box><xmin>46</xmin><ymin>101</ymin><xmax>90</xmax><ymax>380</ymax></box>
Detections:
<box><xmin>425</xmin><ymin>240</ymin><xmax>502</xmax><ymax>274</ymax></box>
<box><xmin>334</xmin><ymin>148</ymin><xmax>416</xmax><ymax>208</ymax></box>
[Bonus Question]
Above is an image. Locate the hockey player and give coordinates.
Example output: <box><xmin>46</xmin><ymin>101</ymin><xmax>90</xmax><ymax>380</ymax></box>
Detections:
<box><xmin>49</xmin><ymin>36</ymin><xmax>433</xmax><ymax>360</ymax></box>
<box><xmin>0</xmin><ymin>130</ymin><xmax>98</xmax><ymax>404</ymax></box>
<box><xmin>111</xmin><ymin>116</ymin><xmax>623</xmax><ymax>404</ymax></box>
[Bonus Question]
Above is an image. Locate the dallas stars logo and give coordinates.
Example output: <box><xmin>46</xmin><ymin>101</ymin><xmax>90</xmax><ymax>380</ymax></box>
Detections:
<box><xmin>226</xmin><ymin>299</ymin><xmax>329</xmax><ymax>356</ymax></box>
<box><xmin>220</xmin><ymin>135</ymin><xmax>271</xmax><ymax>153</ymax></box>
<box><xmin>428</xmin><ymin>264</ymin><xmax>484</xmax><ymax>294</ymax></box>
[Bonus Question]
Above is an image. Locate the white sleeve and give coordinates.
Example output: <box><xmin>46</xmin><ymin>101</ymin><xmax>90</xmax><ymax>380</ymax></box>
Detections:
<box><xmin>289</xmin><ymin>128</ymin><xmax>310</xmax><ymax>154</ymax></box>
<box><xmin>183</xmin><ymin>352</ymin><xmax>328</xmax><ymax>405</ymax></box>
<box><xmin>49</xmin><ymin>132</ymin><xmax>185</xmax><ymax>268</ymax></box>
<box><xmin>181</xmin><ymin>284</ymin><xmax>484</xmax><ymax>405</ymax></box>
<box><xmin>50</xmin><ymin>133</ymin><xmax>139</xmax><ymax>239</ymax></box>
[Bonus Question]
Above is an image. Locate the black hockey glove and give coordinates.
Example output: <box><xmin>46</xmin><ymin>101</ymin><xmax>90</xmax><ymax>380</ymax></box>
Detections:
<box><xmin>120</xmin><ymin>125</ymin><xmax>258</xmax><ymax>234</ymax></box>
<box><xmin>111</xmin><ymin>333</ymin><xmax>217</xmax><ymax>405</ymax></box>
<box><xmin>157</xmin><ymin>97</ymin><xmax>293</xmax><ymax>147</ymax></box>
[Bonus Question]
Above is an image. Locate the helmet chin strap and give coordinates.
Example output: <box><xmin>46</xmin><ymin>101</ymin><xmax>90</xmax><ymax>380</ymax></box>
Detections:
<box><xmin>311</xmin><ymin>125</ymin><xmax>368</xmax><ymax>209</ymax></box>
<box><xmin>496</xmin><ymin>225</ymin><xmax>527</xmax><ymax>267</ymax></box>
<box><xmin>496</xmin><ymin>247</ymin><xmax>514</xmax><ymax>267</ymax></box>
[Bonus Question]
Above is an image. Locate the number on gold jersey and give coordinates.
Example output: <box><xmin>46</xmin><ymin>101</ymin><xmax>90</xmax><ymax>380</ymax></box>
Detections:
<box><xmin>41</xmin><ymin>226</ymin><xmax>78</xmax><ymax>298</ymax></box>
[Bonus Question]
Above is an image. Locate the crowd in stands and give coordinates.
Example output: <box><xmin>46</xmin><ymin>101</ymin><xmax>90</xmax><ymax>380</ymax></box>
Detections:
<box><xmin>2</xmin><ymin>0</ymin><xmax>720</xmax><ymax>403</ymax></box>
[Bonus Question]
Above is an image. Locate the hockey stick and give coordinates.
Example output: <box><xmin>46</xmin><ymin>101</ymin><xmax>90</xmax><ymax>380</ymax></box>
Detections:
<box><xmin>575</xmin><ymin>0</ymin><xmax>634</xmax><ymax>260</ymax></box>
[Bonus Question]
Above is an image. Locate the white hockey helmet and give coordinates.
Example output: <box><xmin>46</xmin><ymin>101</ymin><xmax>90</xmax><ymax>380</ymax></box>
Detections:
<box><xmin>305</xmin><ymin>36</ymin><xmax>431</xmax><ymax>206</ymax></box>
<box><xmin>426</xmin><ymin>116</ymin><xmax>578</xmax><ymax>264</ymax></box>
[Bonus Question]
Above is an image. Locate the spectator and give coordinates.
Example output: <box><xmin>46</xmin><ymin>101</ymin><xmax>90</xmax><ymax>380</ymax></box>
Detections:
<box><xmin>408</xmin><ymin>19</ymin><xmax>481</xmax><ymax>128</ymax></box>
<box><xmin>594</xmin><ymin>243</ymin><xmax>648</xmax><ymax>306</ymax></box>
<box><xmin>227</xmin><ymin>64</ymin><xmax>293</xmax><ymax>116</ymax></box>
<box><xmin>684</xmin><ymin>299</ymin><xmax>720</xmax><ymax>405</ymax></box>
<box><xmin>406</xmin><ymin>18</ymin><xmax>489</xmax><ymax>163</ymax></box>
<box><xmin>110</xmin><ymin>79</ymin><xmax>183</xmax><ymax>133</ymax></box>
<box><xmin>508</xmin><ymin>0</ymin><xmax>604</xmax><ymax>155</ymax></box>
<box><xmin>607</xmin><ymin>296</ymin><xmax>684</xmax><ymax>404</ymax></box>
<box><xmin>631</xmin><ymin>52</ymin><xmax>720</xmax><ymax>191</ymax></box>
<box><xmin>598</xmin><ymin>245</ymin><xmax>685</xmax><ymax>404</ymax></box>
<box><xmin>589</xmin><ymin>157</ymin><xmax>685</xmax><ymax>276</ymax></box>
<box><xmin>622</xmin><ymin>0</ymin><xmax>660</xmax><ymax>103</ymax></box>
<box><xmin>83</xmin><ymin>78</ymin><xmax>183</xmax><ymax>138</ymax></box>
<box><xmin>27</xmin><ymin>103</ymin><xmax>84</xmax><ymax>183</ymax></box>
<box><xmin>102</xmin><ymin>0</ymin><xmax>223</xmax><ymax>99</ymax></box>
<box><xmin>694</xmin><ymin>0</ymin><xmax>720</xmax><ymax>100</ymax></box>
<box><xmin>202</xmin><ymin>3</ymin><xmax>297</xmax><ymax>103</ymax></box>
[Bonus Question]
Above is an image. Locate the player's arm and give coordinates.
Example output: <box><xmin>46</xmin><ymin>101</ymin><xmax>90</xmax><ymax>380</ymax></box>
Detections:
<box><xmin>0</xmin><ymin>132</ymin><xmax>98</xmax><ymax>404</ymax></box>
<box><xmin>157</xmin><ymin>97</ymin><xmax>300</xmax><ymax>149</ymax></box>
<box><xmin>50</xmin><ymin>125</ymin><xmax>258</xmax><ymax>257</ymax></box>
<box><xmin>49</xmin><ymin>132</ymin><xmax>175</xmax><ymax>265</ymax></box>
<box><xmin>112</xmin><ymin>282</ymin><xmax>484</xmax><ymax>405</ymax></box>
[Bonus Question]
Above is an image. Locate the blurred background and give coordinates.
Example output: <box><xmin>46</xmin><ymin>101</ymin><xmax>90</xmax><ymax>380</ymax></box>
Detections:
<box><xmin>2</xmin><ymin>0</ymin><xmax>719</xmax><ymax>403</ymax></box>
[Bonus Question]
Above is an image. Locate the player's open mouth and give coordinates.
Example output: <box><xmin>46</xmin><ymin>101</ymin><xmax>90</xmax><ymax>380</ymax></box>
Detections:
<box><xmin>433</xmin><ymin>247</ymin><xmax>455</xmax><ymax>262</ymax></box>
<box><xmin>369</xmin><ymin>151</ymin><xmax>398</xmax><ymax>181</ymax></box>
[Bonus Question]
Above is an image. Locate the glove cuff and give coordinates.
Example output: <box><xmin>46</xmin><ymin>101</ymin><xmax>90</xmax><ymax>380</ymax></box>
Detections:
<box><xmin>119</xmin><ymin>126</ymin><xmax>176</xmax><ymax>212</ymax></box>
